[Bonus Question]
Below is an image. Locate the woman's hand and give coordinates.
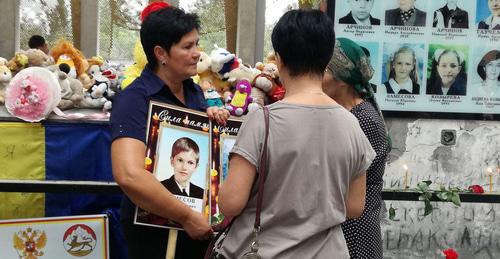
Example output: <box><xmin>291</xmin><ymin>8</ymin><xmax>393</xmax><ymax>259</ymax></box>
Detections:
<box><xmin>207</xmin><ymin>106</ymin><xmax>230</xmax><ymax>126</ymax></box>
<box><xmin>181</xmin><ymin>210</ymin><xmax>214</xmax><ymax>240</ymax></box>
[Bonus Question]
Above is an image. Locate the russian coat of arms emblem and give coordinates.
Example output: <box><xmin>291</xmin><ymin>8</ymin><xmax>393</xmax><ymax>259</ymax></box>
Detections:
<box><xmin>13</xmin><ymin>227</ymin><xmax>47</xmax><ymax>259</ymax></box>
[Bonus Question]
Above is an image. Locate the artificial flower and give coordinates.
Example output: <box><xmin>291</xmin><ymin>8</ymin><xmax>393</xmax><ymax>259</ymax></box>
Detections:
<box><xmin>468</xmin><ymin>185</ymin><xmax>484</xmax><ymax>194</ymax></box>
<box><xmin>443</xmin><ymin>248</ymin><xmax>458</xmax><ymax>259</ymax></box>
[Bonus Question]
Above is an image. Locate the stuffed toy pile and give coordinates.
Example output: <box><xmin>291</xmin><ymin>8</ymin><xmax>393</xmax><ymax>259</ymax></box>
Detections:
<box><xmin>194</xmin><ymin>46</ymin><xmax>286</xmax><ymax>117</ymax></box>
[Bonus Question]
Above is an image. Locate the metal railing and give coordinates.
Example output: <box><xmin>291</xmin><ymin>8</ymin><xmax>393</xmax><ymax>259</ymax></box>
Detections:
<box><xmin>0</xmin><ymin>179</ymin><xmax>498</xmax><ymax>203</ymax></box>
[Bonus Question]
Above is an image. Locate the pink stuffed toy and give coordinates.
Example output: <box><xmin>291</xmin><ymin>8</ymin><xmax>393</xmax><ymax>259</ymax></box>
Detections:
<box><xmin>225</xmin><ymin>79</ymin><xmax>253</xmax><ymax>116</ymax></box>
<box><xmin>5</xmin><ymin>67</ymin><xmax>61</xmax><ymax>122</ymax></box>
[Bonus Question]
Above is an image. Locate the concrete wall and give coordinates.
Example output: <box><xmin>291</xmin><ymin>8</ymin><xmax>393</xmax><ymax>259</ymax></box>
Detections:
<box><xmin>381</xmin><ymin>117</ymin><xmax>500</xmax><ymax>258</ymax></box>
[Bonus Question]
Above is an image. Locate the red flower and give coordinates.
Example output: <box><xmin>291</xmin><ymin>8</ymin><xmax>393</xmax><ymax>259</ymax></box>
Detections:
<box><xmin>443</xmin><ymin>248</ymin><xmax>458</xmax><ymax>259</ymax></box>
<box><xmin>140</xmin><ymin>1</ymin><xmax>171</xmax><ymax>22</ymax></box>
<box><xmin>468</xmin><ymin>185</ymin><xmax>484</xmax><ymax>194</ymax></box>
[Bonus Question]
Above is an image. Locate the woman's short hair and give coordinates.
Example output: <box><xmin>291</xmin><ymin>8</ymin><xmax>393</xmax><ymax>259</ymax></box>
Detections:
<box><xmin>389</xmin><ymin>46</ymin><xmax>419</xmax><ymax>85</ymax></box>
<box><xmin>171</xmin><ymin>137</ymin><xmax>200</xmax><ymax>164</ymax></box>
<box><xmin>141</xmin><ymin>7</ymin><xmax>200</xmax><ymax>71</ymax></box>
<box><xmin>477</xmin><ymin>50</ymin><xmax>500</xmax><ymax>81</ymax></box>
<box><xmin>271</xmin><ymin>9</ymin><xmax>335</xmax><ymax>77</ymax></box>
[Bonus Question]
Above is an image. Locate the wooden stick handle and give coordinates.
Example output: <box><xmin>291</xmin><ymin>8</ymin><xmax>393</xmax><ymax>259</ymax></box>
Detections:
<box><xmin>166</xmin><ymin>229</ymin><xmax>178</xmax><ymax>259</ymax></box>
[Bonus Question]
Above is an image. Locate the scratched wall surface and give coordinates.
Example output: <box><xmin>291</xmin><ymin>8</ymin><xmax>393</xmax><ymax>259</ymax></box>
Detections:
<box><xmin>381</xmin><ymin>118</ymin><xmax>500</xmax><ymax>258</ymax></box>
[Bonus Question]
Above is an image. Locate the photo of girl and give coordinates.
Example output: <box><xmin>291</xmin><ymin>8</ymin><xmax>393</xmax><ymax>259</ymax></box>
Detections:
<box><xmin>471</xmin><ymin>49</ymin><xmax>500</xmax><ymax>97</ymax></box>
<box><xmin>477</xmin><ymin>0</ymin><xmax>500</xmax><ymax>30</ymax></box>
<box><xmin>380</xmin><ymin>44</ymin><xmax>424</xmax><ymax>95</ymax></box>
<box><xmin>426</xmin><ymin>46</ymin><xmax>468</xmax><ymax>96</ymax></box>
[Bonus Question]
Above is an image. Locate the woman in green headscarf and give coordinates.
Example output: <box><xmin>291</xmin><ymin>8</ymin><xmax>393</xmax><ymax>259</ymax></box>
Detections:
<box><xmin>323</xmin><ymin>37</ymin><xmax>390</xmax><ymax>259</ymax></box>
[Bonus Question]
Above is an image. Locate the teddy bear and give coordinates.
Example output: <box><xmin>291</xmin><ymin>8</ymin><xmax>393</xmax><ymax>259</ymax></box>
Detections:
<box><xmin>254</xmin><ymin>58</ymin><xmax>285</xmax><ymax>103</ymax></box>
<box><xmin>246</xmin><ymin>62</ymin><xmax>278</xmax><ymax>110</ymax></box>
<box><xmin>253</xmin><ymin>63</ymin><xmax>278</xmax><ymax>93</ymax></box>
<box><xmin>0</xmin><ymin>58</ymin><xmax>12</xmax><ymax>105</ymax></box>
<box><xmin>223</xmin><ymin>64</ymin><xmax>260</xmax><ymax>85</ymax></box>
<box><xmin>23</xmin><ymin>48</ymin><xmax>53</xmax><ymax>67</ymax></box>
<box><xmin>47</xmin><ymin>65</ymin><xmax>84</xmax><ymax>110</ymax></box>
<box><xmin>7</xmin><ymin>53</ymin><xmax>29</xmax><ymax>75</ymax></box>
<box><xmin>225</xmin><ymin>79</ymin><xmax>253</xmax><ymax>116</ymax></box>
<box><xmin>60</xmin><ymin>76</ymin><xmax>84</xmax><ymax>110</ymax></box>
<box><xmin>196</xmin><ymin>51</ymin><xmax>231</xmax><ymax>97</ymax></box>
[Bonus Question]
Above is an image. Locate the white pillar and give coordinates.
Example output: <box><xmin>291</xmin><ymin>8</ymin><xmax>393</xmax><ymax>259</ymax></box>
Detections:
<box><xmin>236</xmin><ymin>0</ymin><xmax>265</xmax><ymax>65</ymax></box>
<box><xmin>80</xmin><ymin>0</ymin><xmax>99</xmax><ymax>57</ymax></box>
<box><xmin>0</xmin><ymin>0</ymin><xmax>20</xmax><ymax>58</ymax></box>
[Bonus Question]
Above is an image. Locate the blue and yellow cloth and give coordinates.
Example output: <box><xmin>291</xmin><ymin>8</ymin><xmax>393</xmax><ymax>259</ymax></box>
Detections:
<box><xmin>0</xmin><ymin>121</ymin><xmax>126</xmax><ymax>258</ymax></box>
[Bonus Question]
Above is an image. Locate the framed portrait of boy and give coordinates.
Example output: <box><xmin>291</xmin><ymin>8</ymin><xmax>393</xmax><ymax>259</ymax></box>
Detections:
<box><xmin>135</xmin><ymin>102</ymin><xmax>210</xmax><ymax>229</ymax></box>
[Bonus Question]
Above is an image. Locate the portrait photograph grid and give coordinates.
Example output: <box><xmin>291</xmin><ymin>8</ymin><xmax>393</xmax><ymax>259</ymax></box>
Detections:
<box><xmin>335</xmin><ymin>0</ymin><xmax>500</xmax><ymax>116</ymax></box>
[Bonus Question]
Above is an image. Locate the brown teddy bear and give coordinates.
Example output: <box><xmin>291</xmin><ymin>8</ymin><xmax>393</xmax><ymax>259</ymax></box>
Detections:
<box><xmin>47</xmin><ymin>65</ymin><xmax>85</xmax><ymax>110</ymax></box>
<box><xmin>23</xmin><ymin>48</ymin><xmax>53</xmax><ymax>67</ymax></box>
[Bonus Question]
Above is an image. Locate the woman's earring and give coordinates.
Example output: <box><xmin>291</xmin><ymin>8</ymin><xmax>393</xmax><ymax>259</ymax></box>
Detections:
<box><xmin>161</xmin><ymin>61</ymin><xmax>166</xmax><ymax>65</ymax></box>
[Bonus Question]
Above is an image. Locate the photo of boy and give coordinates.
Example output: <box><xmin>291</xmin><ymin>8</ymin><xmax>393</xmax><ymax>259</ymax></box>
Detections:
<box><xmin>161</xmin><ymin>137</ymin><xmax>204</xmax><ymax>199</ymax></box>
<box><xmin>432</xmin><ymin>0</ymin><xmax>470</xmax><ymax>28</ymax></box>
<box><xmin>338</xmin><ymin>0</ymin><xmax>381</xmax><ymax>25</ymax></box>
<box><xmin>384</xmin><ymin>0</ymin><xmax>427</xmax><ymax>27</ymax></box>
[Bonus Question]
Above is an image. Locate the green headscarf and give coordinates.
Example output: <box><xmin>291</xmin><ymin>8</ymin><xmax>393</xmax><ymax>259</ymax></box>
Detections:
<box><xmin>327</xmin><ymin>37</ymin><xmax>375</xmax><ymax>99</ymax></box>
<box><xmin>326</xmin><ymin>37</ymin><xmax>392</xmax><ymax>149</ymax></box>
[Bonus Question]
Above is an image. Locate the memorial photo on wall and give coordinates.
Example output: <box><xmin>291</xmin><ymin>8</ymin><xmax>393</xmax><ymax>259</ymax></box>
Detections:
<box><xmin>384</xmin><ymin>0</ymin><xmax>427</xmax><ymax>27</ymax></box>
<box><xmin>338</xmin><ymin>0</ymin><xmax>380</xmax><ymax>25</ymax></box>
<box><xmin>380</xmin><ymin>43</ymin><xmax>425</xmax><ymax>95</ymax></box>
<box><xmin>432</xmin><ymin>0</ymin><xmax>470</xmax><ymax>28</ymax></box>
<box><xmin>426</xmin><ymin>44</ymin><xmax>469</xmax><ymax>96</ymax></box>
<box><xmin>357</xmin><ymin>41</ymin><xmax>381</xmax><ymax>91</ymax></box>
<box><xmin>470</xmin><ymin>48</ymin><xmax>500</xmax><ymax>97</ymax></box>
<box><xmin>333</xmin><ymin>0</ymin><xmax>500</xmax><ymax>117</ymax></box>
<box><xmin>476</xmin><ymin>0</ymin><xmax>500</xmax><ymax>30</ymax></box>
